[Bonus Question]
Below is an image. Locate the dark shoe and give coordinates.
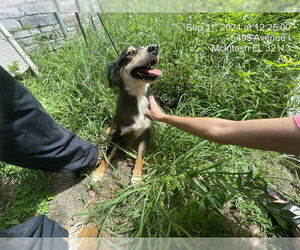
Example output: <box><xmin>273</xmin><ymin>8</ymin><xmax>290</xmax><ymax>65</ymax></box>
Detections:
<box><xmin>259</xmin><ymin>189</ymin><xmax>300</xmax><ymax>236</ymax></box>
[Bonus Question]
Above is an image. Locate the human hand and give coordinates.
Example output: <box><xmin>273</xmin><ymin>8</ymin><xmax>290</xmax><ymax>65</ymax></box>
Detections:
<box><xmin>146</xmin><ymin>95</ymin><xmax>166</xmax><ymax>121</ymax></box>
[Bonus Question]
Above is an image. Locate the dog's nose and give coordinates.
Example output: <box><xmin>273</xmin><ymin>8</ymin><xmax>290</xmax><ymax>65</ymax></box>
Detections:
<box><xmin>147</xmin><ymin>44</ymin><xmax>159</xmax><ymax>55</ymax></box>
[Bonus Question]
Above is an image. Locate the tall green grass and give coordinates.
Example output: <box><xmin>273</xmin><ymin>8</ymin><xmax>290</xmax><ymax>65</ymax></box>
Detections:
<box><xmin>1</xmin><ymin>13</ymin><xmax>299</xmax><ymax>235</ymax></box>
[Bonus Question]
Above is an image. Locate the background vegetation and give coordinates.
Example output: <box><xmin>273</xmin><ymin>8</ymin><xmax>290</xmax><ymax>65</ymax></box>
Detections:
<box><xmin>0</xmin><ymin>13</ymin><xmax>299</xmax><ymax>236</ymax></box>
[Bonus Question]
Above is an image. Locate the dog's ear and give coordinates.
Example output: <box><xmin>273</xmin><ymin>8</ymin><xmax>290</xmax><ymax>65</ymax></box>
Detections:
<box><xmin>108</xmin><ymin>61</ymin><xmax>121</xmax><ymax>88</ymax></box>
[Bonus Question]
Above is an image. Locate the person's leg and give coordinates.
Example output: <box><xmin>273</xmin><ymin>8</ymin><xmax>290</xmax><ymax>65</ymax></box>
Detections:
<box><xmin>0</xmin><ymin>66</ymin><xmax>98</xmax><ymax>172</ymax></box>
<box><xmin>0</xmin><ymin>215</ymin><xmax>68</xmax><ymax>237</ymax></box>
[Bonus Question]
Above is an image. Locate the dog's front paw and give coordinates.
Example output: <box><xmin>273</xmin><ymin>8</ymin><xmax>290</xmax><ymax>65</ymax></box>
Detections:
<box><xmin>92</xmin><ymin>159</ymin><xmax>107</xmax><ymax>183</ymax></box>
<box><xmin>92</xmin><ymin>171</ymin><xmax>104</xmax><ymax>183</ymax></box>
<box><xmin>131</xmin><ymin>175</ymin><xmax>142</xmax><ymax>186</ymax></box>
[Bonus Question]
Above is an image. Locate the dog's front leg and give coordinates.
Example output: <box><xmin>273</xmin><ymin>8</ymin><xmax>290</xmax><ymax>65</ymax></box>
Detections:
<box><xmin>131</xmin><ymin>140</ymin><xmax>146</xmax><ymax>185</ymax></box>
<box><xmin>92</xmin><ymin>147</ymin><xmax>118</xmax><ymax>182</ymax></box>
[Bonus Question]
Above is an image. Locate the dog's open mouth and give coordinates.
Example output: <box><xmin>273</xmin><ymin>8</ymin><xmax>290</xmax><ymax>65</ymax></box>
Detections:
<box><xmin>130</xmin><ymin>59</ymin><xmax>163</xmax><ymax>81</ymax></box>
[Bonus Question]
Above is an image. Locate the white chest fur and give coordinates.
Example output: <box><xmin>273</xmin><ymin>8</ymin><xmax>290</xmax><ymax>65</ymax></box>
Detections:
<box><xmin>120</xmin><ymin>94</ymin><xmax>151</xmax><ymax>137</ymax></box>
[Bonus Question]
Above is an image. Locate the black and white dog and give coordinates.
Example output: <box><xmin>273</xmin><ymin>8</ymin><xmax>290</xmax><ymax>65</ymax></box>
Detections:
<box><xmin>93</xmin><ymin>44</ymin><xmax>162</xmax><ymax>184</ymax></box>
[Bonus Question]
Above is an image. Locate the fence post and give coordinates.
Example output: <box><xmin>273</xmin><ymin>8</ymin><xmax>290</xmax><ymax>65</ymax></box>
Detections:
<box><xmin>54</xmin><ymin>13</ymin><xmax>68</xmax><ymax>39</ymax></box>
<box><xmin>75</xmin><ymin>13</ymin><xmax>89</xmax><ymax>47</ymax></box>
<box><xmin>0</xmin><ymin>22</ymin><xmax>38</xmax><ymax>75</ymax></box>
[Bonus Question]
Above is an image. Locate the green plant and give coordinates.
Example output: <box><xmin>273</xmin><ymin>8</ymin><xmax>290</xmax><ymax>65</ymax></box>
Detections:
<box><xmin>0</xmin><ymin>166</ymin><xmax>52</xmax><ymax>228</ymax></box>
<box><xmin>8</xmin><ymin>60</ymin><xmax>20</xmax><ymax>75</ymax></box>
<box><xmin>2</xmin><ymin>12</ymin><xmax>299</xmax><ymax>236</ymax></box>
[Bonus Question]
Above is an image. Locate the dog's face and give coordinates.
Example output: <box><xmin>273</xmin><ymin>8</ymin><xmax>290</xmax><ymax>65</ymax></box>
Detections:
<box><xmin>108</xmin><ymin>44</ymin><xmax>162</xmax><ymax>88</ymax></box>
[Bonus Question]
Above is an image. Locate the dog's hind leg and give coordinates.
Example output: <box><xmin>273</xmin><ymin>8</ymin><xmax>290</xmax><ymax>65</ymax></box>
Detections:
<box><xmin>131</xmin><ymin>140</ymin><xmax>146</xmax><ymax>185</ymax></box>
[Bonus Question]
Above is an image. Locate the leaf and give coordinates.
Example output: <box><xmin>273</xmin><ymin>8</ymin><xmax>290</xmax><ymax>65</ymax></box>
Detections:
<box><xmin>263</xmin><ymin>59</ymin><xmax>278</xmax><ymax>66</ymax></box>
<box><xmin>218</xmin><ymin>179</ymin><xmax>235</xmax><ymax>193</ymax></box>
<box><xmin>6</xmin><ymin>218</ymin><xmax>19</xmax><ymax>225</ymax></box>
<box><xmin>199</xmin><ymin>201</ymin><xmax>206</xmax><ymax>214</ymax></box>
<box><xmin>193</xmin><ymin>178</ymin><xmax>208</xmax><ymax>193</ymax></box>
<box><xmin>207</xmin><ymin>195</ymin><xmax>221</xmax><ymax>209</ymax></box>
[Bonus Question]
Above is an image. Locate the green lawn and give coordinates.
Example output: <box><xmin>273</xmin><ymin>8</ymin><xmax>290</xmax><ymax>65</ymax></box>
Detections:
<box><xmin>0</xmin><ymin>13</ymin><xmax>299</xmax><ymax>236</ymax></box>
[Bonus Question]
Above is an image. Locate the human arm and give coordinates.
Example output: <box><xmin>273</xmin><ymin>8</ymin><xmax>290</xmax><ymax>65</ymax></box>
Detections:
<box><xmin>146</xmin><ymin>95</ymin><xmax>300</xmax><ymax>155</ymax></box>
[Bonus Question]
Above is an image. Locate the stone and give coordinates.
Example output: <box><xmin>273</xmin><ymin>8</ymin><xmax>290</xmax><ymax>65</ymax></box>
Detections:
<box><xmin>59</xmin><ymin>0</ymin><xmax>78</xmax><ymax>12</ymax></box>
<box><xmin>40</xmin><ymin>25</ymin><xmax>56</xmax><ymax>33</ymax></box>
<box><xmin>18</xmin><ymin>36</ymin><xmax>35</xmax><ymax>46</ymax></box>
<box><xmin>0</xmin><ymin>19</ymin><xmax>22</xmax><ymax>31</ymax></box>
<box><xmin>24</xmin><ymin>12</ymin><xmax>39</xmax><ymax>16</ymax></box>
<box><xmin>0</xmin><ymin>10</ymin><xmax>24</xmax><ymax>19</ymax></box>
<box><xmin>20</xmin><ymin>13</ymin><xmax>57</xmax><ymax>28</ymax></box>
<box><xmin>29</xmin><ymin>28</ymin><xmax>41</xmax><ymax>35</ymax></box>
<box><xmin>20</xmin><ymin>1</ymin><xmax>56</xmax><ymax>13</ymax></box>
<box><xmin>61</xmin><ymin>13</ymin><xmax>76</xmax><ymax>22</ymax></box>
<box><xmin>0</xmin><ymin>0</ymin><xmax>25</xmax><ymax>7</ymax></box>
<box><xmin>25</xmin><ymin>43</ymin><xmax>39</xmax><ymax>51</ymax></box>
<box><xmin>13</xmin><ymin>29</ymin><xmax>31</xmax><ymax>38</ymax></box>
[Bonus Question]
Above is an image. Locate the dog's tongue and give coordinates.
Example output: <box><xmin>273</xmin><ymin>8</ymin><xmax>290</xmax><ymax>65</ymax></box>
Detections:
<box><xmin>143</xmin><ymin>68</ymin><xmax>163</xmax><ymax>76</ymax></box>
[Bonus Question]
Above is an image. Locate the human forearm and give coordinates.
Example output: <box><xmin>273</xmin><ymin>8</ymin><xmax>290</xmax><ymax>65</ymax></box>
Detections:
<box><xmin>160</xmin><ymin>115</ymin><xmax>230</xmax><ymax>142</ymax></box>
<box><xmin>147</xmin><ymin>95</ymin><xmax>300</xmax><ymax>155</ymax></box>
<box><xmin>160</xmin><ymin>115</ymin><xmax>300</xmax><ymax>155</ymax></box>
<box><xmin>217</xmin><ymin>117</ymin><xmax>300</xmax><ymax>155</ymax></box>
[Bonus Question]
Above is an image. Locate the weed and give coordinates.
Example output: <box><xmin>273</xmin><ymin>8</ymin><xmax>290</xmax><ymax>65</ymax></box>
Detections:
<box><xmin>1</xmin><ymin>13</ymin><xmax>299</xmax><ymax>236</ymax></box>
<box><xmin>0</xmin><ymin>166</ymin><xmax>52</xmax><ymax>228</ymax></box>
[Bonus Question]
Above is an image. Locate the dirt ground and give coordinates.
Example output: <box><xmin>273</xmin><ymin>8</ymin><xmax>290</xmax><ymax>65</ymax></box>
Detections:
<box><xmin>47</xmin><ymin>173</ymin><xmax>90</xmax><ymax>227</ymax></box>
<box><xmin>46</xmin><ymin>155</ymin><xmax>133</xmax><ymax>228</ymax></box>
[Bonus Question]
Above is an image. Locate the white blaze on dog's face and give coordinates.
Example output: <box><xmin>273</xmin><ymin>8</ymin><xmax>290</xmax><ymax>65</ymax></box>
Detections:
<box><xmin>120</xmin><ymin>45</ymin><xmax>162</xmax><ymax>92</ymax></box>
<box><xmin>108</xmin><ymin>44</ymin><xmax>163</xmax><ymax>96</ymax></box>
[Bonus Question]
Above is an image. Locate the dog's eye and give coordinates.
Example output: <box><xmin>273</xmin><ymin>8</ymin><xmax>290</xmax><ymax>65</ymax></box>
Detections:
<box><xmin>127</xmin><ymin>51</ymin><xmax>136</xmax><ymax>56</ymax></box>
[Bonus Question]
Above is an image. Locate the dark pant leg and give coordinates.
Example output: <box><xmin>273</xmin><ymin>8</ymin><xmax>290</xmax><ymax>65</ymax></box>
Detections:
<box><xmin>0</xmin><ymin>66</ymin><xmax>98</xmax><ymax>172</ymax></box>
<box><xmin>0</xmin><ymin>215</ymin><xmax>68</xmax><ymax>237</ymax></box>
